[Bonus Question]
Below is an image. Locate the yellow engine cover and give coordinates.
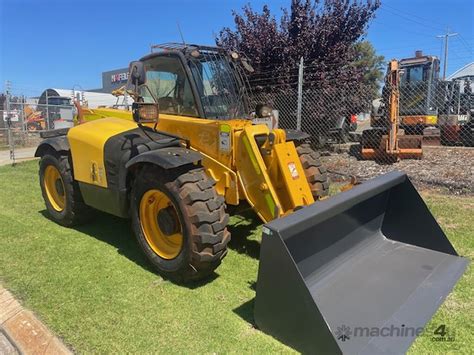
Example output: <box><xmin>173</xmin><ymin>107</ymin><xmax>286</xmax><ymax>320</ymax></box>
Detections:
<box><xmin>67</xmin><ymin>118</ymin><xmax>138</xmax><ymax>187</ymax></box>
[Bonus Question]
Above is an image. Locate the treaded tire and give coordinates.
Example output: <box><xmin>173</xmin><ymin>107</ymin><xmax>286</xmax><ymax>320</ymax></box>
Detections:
<box><xmin>131</xmin><ymin>165</ymin><xmax>230</xmax><ymax>282</ymax></box>
<box><xmin>296</xmin><ymin>143</ymin><xmax>329</xmax><ymax>199</ymax></box>
<box><xmin>39</xmin><ymin>153</ymin><xmax>92</xmax><ymax>227</ymax></box>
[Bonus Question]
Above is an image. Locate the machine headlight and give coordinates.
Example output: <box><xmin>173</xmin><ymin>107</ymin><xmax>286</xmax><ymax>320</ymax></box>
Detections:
<box><xmin>132</xmin><ymin>102</ymin><xmax>159</xmax><ymax>123</ymax></box>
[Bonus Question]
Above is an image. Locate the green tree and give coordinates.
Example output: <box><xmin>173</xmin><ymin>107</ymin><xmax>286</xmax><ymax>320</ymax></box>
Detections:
<box><xmin>353</xmin><ymin>41</ymin><xmax>385</xmax><ymax>102</ymax></box>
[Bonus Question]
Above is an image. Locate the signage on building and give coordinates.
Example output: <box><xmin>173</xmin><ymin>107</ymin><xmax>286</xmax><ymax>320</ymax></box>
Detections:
<box><xmin>111</xmin><ymin>72</ymin><xmax>129</xmax><ymax>83</ymax></box>
<box><xmin>2</xmin><ymin>110</ymin><xmax>20</xmax><ymax>122</ymax></box>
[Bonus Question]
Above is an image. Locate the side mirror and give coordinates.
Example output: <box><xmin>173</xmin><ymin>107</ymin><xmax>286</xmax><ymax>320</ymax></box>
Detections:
<box><xmin>128</xmin><ymin>61</ymin><xmax>146</xmax><ymax>87</ymax></box>
<box><xmin>132</xmin><ymin>102</ymin><xmax>159</xmax><ymax>124</ymax></box>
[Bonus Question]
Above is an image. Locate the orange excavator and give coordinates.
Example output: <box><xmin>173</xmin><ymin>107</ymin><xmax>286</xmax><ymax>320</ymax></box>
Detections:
<box><xmin>361</xmin><ymin>60</ymin><xmax>423</xmax><ymax>161</ymax></box>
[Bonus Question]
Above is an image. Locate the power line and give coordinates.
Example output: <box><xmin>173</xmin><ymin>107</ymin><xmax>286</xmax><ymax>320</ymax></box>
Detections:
<box><xmin>376</xmin><ymin>39</ymin><xmax>470</xmax><ymax>52</ymax></box>
<box><xmin>449</xmin><ymin>56</ymin><xmax>474</xmax><ymax>62</ymax></box>
<box><xmin>383</xmin><ymin>4</ymin><xmax>449</xmax><ymax>30</ymax></box>
<box><xmin>457</xmin><ymin>34</ymin><xmax>474</xmax><ymax>56</ymax></box>
<box><xmin>378</xmin><ymin>7</ymin><xmax>445</xmax><ymax>32</ymax></box>
<box><xmin>371</xmin><ymin>20</ymin><xmax>436</xmax><ymax>38</ymax></box>
<box><xmin>450</xmin><ymin>47</ymin><xmax>474</xmax><ymax>60</ymax></box>
<box><xmin>377</xmin><ymin>3</ymin><xmax>472</xmax><ymax>60</ymax></box>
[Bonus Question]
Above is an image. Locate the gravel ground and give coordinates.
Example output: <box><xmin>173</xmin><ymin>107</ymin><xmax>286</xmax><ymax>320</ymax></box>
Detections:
<box><xmin>322</xmin><ymin>145</ymin><xmax>474</xmax><ymax>195</ymax></box>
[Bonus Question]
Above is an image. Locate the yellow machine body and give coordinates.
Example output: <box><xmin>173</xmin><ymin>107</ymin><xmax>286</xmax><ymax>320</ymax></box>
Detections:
<box><xmin>67</xmin><ymin>117</ymin><xmax>138</xmax><ymax>187</ymax></box>
<box><xmin>77</xmin><ymin>108</ymin><xmax>314</xmax><ymax>222</ymax></box>
<box><xmin>39</xmin><ymin>46</ymin><xmax>466</xmax><ymax>353</ymax></box>
<box><xmin>160</xmin><ymin>115</ymin><xmax>315</xmax><ymax>221</ymax></box>
<box><xmin>401</xmin><ymin>114</ymin><xmax>438</xmax><ymax>126</ymax></box>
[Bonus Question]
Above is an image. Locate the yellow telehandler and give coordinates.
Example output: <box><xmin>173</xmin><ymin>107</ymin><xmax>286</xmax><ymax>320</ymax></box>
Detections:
<box><xmin>35</xmin><ymin>43</ymin><xmax>467</xmax><ymax>353</ymax></box>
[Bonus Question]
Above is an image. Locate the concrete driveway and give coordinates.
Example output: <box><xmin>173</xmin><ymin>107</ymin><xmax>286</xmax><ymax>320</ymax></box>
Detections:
<box><xmin>0</xmin><ymin>147</ymin><xmax>38</xmax><ymax>166</ymax></box>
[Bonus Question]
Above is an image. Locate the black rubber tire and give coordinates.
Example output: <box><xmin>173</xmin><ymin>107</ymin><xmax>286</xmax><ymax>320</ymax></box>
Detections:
<box><xmin>296</xmin><ymin>143</ymin><xmax>329</xmax><ymax>199</ymax></box>
<box><xmin>39</xmin><ymin>154</ymin><xmax>92</xmax><ymax>227</ymax></box>
<box><xmin>131</xmin><ymin>165</ymin><xmax>230</xmax><ymax>282</ymax></box>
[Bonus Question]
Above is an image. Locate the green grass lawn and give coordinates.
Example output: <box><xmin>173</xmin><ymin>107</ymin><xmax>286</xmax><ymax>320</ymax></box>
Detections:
<box><xmin>0</xmin><ymin>160</ymin><xmax>472</xmax><ymax>353</ymax></box>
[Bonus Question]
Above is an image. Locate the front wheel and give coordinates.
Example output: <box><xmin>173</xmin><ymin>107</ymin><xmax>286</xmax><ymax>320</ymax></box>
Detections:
<box><xmin>131</xmin><ymin>166</ymin><xmax>230</xmax><ymax>282</ymax></box>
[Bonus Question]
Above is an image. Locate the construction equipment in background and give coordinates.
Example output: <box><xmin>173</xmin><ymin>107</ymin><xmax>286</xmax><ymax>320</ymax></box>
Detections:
<box><xmin>399</xmin><ymin>51</ymin><xmax>440</xmax><ymax>139</ymax></box>
<box><xmin>361</xmin><ymin>60</ymin><xmax>423</xmax><ymax>161</ymax></box>
<box><xmin>39</xmin><ymin>95</ymin><xmax>75</xmax><ymax>130</ymax></box>
<box><xmin>24</xmin><ymin>105</ymin><xmax>45</xmax><ymax>131</ymax></box>
<box><xmin>371</xmin><ymin>51</ymin><xmax>473</xmax><ymax>146</ymax></box>
<box><xmin>438</xmin><ymin>77</ymin><xmax>474</xmax><ymax>146</ymax></box>
<box><xmin>35</xmin><ymin>44</ymin><xmax>467</xmax><ymax>353</ymax></box>
<box><xmin>371</xmin><ymin>51</ymin><xmax>441</xmax><ymax>145</ymax></box>
<box><xmin>23</xmin><ymin>97</ymin><xmax>75</xmax><ymax>131</ymax></box>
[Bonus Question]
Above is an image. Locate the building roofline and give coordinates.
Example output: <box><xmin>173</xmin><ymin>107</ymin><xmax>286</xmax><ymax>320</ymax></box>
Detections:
<box><xmin>447</xmin><ymin>62</ymin><xmax>474</xmax><ymax>80</ymax></box>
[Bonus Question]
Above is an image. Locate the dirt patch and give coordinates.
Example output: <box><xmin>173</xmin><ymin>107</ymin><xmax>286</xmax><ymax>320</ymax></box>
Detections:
<box><xmin>322</xmin><ymin>145</ymin><xmax>474</xmax><ymax>195</ymax></box>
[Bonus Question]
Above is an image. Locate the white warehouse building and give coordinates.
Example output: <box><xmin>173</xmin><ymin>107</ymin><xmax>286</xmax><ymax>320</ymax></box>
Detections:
<box><xmin>38</xmin><ymin>88</ymin><xmax>130</xmax><ymax>109</ymax></box>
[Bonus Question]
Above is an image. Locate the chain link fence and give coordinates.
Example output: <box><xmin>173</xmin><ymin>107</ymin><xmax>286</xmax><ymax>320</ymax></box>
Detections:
<box><xmin>250</xmin><ymin>71</ymin><xmax>474</xmax><ymax>194</ymax></box>
<box><xmin>0</xmin><ymin>99</ymin><xmax>76</xmax><ymax>162</ymax></box>
<box><xmin>1</xmin><ymin>66</ymin><xmax>473</xmax><ymax>193</ymax></box>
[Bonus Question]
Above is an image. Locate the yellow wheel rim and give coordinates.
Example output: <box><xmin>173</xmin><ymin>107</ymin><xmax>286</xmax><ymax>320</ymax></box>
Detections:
<box><xmin>139</xmin><ymin>189</ymin><xmax>183</xmax><ymax>259</ymax></box>
<box><xmin>44</xmin><ymin>165</ymin><xmax>66</xmax><ymax>212</ymax></box>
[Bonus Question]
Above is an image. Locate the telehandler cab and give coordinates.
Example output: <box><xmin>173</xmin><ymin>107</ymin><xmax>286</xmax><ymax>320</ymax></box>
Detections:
<box><xmin>36</xmin><ymin>43</ymin><xmax>467</xmax><ymax>353</ymax></box>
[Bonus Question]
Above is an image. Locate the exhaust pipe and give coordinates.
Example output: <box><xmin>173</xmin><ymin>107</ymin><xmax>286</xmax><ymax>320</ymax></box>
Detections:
<box><xmin>254</xmin><ymin>171</ymin><xmax>468</xmax><ymax>354</ymax></box>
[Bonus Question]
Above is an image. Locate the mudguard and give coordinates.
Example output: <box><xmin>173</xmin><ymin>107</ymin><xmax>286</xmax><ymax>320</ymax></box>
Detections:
<box><xmin>34</xmin><ymin>135</ymin><xmax>70</xmax><ymax>157</ymax></box>
<box><xmin>125</xmin><ymin>147</ymin><xmax>201</xmax><ymax>170</ymax></box>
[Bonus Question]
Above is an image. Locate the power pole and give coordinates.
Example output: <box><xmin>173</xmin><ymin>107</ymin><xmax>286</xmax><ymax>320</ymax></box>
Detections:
<box><xmin>436</xmin><ymin>29</ymin><xmax>458</xmax><ymax>80</ymax></box>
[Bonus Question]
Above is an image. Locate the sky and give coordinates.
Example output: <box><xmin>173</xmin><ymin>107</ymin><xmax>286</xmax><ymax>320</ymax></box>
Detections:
<box><xmin>0</xmin><ymin>0</ymin><xmax>473</xmax><ymax>96</ymax></box>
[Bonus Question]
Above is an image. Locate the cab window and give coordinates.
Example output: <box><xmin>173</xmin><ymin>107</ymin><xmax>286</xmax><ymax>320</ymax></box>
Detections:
<box><xmin>141</xmin><ymin>56</ymin><xmax>198</xmax><ymax>117</ymax></box>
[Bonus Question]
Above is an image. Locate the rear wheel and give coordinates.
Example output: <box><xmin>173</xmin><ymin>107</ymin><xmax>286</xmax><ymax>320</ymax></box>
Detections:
<box><xmin>296</xmin><ymin>144</ymin><xmax>329</xmax><ymax>199</ymax></box>
<box><xmin>131</xmin><ymin>165</ymin><xmax>230</xmax><ymax>282</ymax></box>
<box><xmin>39</xmin><ymin>153</ymin><xmax>92</xmax><ymax>226</ymax></box>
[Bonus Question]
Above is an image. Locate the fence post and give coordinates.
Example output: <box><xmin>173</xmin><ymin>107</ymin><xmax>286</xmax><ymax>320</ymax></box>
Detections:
<box><xmin>296</xmin><ymin>56</ymin><xmax>304</xmax><ymax>131</ymax></box>
<box><xmin>5</xmin><ymin>93</ymin><xmax>16</xmax><ymax>165</ymax></box>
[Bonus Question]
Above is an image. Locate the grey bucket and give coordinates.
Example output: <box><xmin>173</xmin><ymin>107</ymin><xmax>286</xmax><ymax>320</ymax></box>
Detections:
<box><xmin>254</xmin><ymin>171</ymin><xmax>468</xmax><ymax>354</ymax></box>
